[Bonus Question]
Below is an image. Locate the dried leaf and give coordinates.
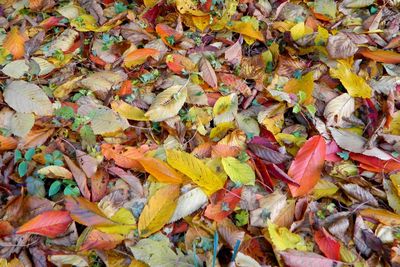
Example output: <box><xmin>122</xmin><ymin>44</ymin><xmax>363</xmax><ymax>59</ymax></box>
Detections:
<box><xmin>138</xmin><ymin>185</ymin><xmax>179</xmax><ymax>237</ymax></box>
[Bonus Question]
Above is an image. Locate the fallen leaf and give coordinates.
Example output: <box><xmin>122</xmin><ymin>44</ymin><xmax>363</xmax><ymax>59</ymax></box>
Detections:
<box><xmin>138</xmin><ymin>185</ymin><xmax>179</xmax><ymax>237</ymax></box>
<box><xmin>288</xmin><ymin>135</ymin><xmax>326</xmax><ymax>197</ymax></box>
<box><xmin>17</xmin><ymin>210</ymin><xmax>72</xmax><ymax>238</ymax></box>
<box><xmin>166</xmin><ymin>149</ymin><xmax>226</xmax><ymax>195</ymax></box>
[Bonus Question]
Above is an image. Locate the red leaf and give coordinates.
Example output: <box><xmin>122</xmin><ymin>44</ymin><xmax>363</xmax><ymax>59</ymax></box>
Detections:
<box><xmin>16</xmin><ymin>210</ymin><xmax>72</xmax><ymax>238</ymax></box>
<box><xmin>204</xmin><ymin>188</ymin><xmax>242</xmax><ymax>221</ymax></box>
<box><xmin>288</xmin><ymin>135</ymin><xmax>326</xmax><ymax>197</ymax></box>
<box><xmin>166</xmin><ymin>54</ymin><xmax>196</xmax><ymax>74</ymax></box>
<box><xmin>350</xmin><ymin>153</ymin><xmax>400</xmax><ymax>173</ymax></box>
<box><xmin>314</xmin><ymin>228</ymin><xmax>341</xmax><ymax>260</ymax></box>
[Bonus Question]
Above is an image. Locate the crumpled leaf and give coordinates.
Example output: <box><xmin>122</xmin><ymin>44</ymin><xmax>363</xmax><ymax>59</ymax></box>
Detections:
<box><xmin>37</xmin><ymin>165</ymin><xmax>73</xmax><ymax>179</ymax></box>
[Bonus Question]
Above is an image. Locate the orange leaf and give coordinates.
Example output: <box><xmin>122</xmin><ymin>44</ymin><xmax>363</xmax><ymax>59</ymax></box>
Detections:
<box><xmin>124</xmin><ymin>48</ymin><xmax>160</xmax><ymax>68</ymax></box>
<box><xmin>117</xmin><ymin>80</ymin><xmax>133</xmax><ymax>96</ymax></box>
<box><xmin>204</xmin><ymin>188</ymin><xmax>242</xmax><ymax>222</ymax></box>
<box><xmin>358</xmin><ymin>48</ymin><xmax>400</xmax><ymax>64</ymax></box>
<box><xmin>288</xmin><ymin>135</ymin><xmax>326</xmax><ymax>197</ymax></box>
<box><xmin>166</xmin><ymin>54</ymin><xmax>196</xmax><ymax>74</ymax></box>
<box><xmin>16</xmin><ymin>210</ymin><xmax>72</xmax><ymax>238</ymax></box>
<box><xmin>155</xmin><ymin>23</ymin><xmax>183</xmax><ymax>47</ymax></box>
<box><xmin>3</xmin><ymin>27</ymin><xmax>27</xmax><ymax>59</ymax></box>
<box><xmin>65</xmin><ymin>196</ymin><xmax>115</xmax><ymax>226</ymax></box>
<box><xmin>137</xmin><ymin>157</ymin><xmax>183</xmax><ymax>184</ymax></box>
<box><xmin>0</xmin><ymin>135</ymin><xmax>18</xmax><ymax>151</ymax></box>
<box><xmin>101</xmin><ymin>144</ymin><xmax>152</xmax><ymax>170</ymax></box>
<box><xmin>80</xmin><ymin>229</ymin><xmax>124</xmax><ymax>251</ymax></box>
<box><xmin>91</xmin><ymin>169</ymin><xmax>109</xmax><ymax>202</ymax></box>
<box><xmin>314</xmin><ymin>228</ymin><xmax>340</xmax><ymax>260</ymax></box>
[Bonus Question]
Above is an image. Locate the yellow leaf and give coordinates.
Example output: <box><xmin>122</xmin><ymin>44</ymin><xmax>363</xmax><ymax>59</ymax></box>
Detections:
<box><xmin>37</xmin><ymin>165</ymin><xmax>73</xmax><ymax>179</ymax></box>
<box><xmin>138</xmin><ymin>185</ymin><xmax>180</xmax><ymax>237</ymax></box>
<box><xmin>192</xmin><ymin>15</ymin><xmax>210</xmax><ymax>32</ymax></box>
<box><xmin>359</xmin><ymin>208</ymin><xmax>400</xmax><ymax>226</ymax></box>
<box><xmin>166</xmin><ymin>149</ymin><xmax>226</xmax><ymax>195</ymax></box>
<box><xmin>176</xmin><ymin>0</ymin><xmax>208</xmax><ymax>16</ymax></box>
<box><xmin>145</xmin><ymin>85</ymin><xmax>187</xmax><ymax>122</ymax></box>
<box><xmin>111</xmin><ymin>100</ymin><xmax>148</xmax><ymax>121</ymax></box>
<box><xmin>213</xmin><ymin>93</ymin><xmax>238</xmax><ymax>125</ymax></box>
<box><xmin>284</xmin><ymin>71</ymin><xmax>315</xmax><ymax>105</ymax></box>
<box><xmin>97</xmin><ymin>207</ymin><xmax>136</xmax><ymax>235</ymax></box>
<box><xmin>315</xmin><ymin>26</ymin><xmax>329</xmax><ymax>45</ymax></box>
<box><xmin>210</xmin><ymin>121</ymin><xmax>236</xmax><ymax>140</ymax></box>
<box><xmin>389</xmin><ymin>111</ymin><xmax>400</xmax><ymax>135</ymax></box>
<box><xmin>265</xmin><ymin>221</ymin><xmax>309</xmax><ymax>251</ymax></box>
<box><xmin>390</xmin><ymin>172</ymin><xmax>400</xmax><ymax>196</ymax></box>
<box><xmin>257</xmin><ymin>103</ymin><xmax>286</xmax><ymax>135</ymax></box>
<box><xmin>227</xmin><ymin>21</ymin><xmax>265</xmax><ymax>42</ymax></box>
<box><xmin>137</xmin><ymin>157</ymin><xmax>184</xmax><ymax>184</ymax></box>
<box><xmin>329</xmin><ymin>58</ymin><xmax>372</xmax><ymax>98</ymax></box>
<box><xmin>144</xmin><ymin>0</ymin><xmax>159</xmax><ymax>8</ymax></box>
<box><xmin>221</xmin><ymin>157</ymin><xmax>255</xmax><ymax>185</ymax></box>
<box><xmin>275</xmin><ymin>133</ymin><xmax>306</xmax><ymax>155</ymax></box>
<box><xmin>290</xmin><ymin>22</ymin><xmax>314</xmax><ymax>41</ymax></box>
<box><xmin>71</xmin><ymin>14</ymin><xmax>120</xmax><ymax>32</ymax></box>
<box><xmin>312</xmin><ymin>179</ymin><xmax>339</xmax><ymax>199</ymax></box>
<box><xmin>210</xmin><ymin>0</ymin><xmax>238</xmax><ymax>30</ymax></box>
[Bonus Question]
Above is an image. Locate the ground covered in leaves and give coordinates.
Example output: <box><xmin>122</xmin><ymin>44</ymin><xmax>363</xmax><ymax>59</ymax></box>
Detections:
<box><xmin>1</xmin><ymin>0</ymin><xmax>400</xmax><ymax>266</ymax></box>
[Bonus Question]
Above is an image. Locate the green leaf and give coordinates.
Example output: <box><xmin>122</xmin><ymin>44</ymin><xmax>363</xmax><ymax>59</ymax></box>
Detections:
<box><xmin>14</xmin><ymin>150</ymin><xmax>22</xmax><ymax>162</ymax></box>
<box><xmin>55</xmin><ymin>106</ymin><xmax>75</xmax><ymax>120</ymax></box>
<box><xmin>44</xmin><ymin>153</ymin><xmax>53</xmax><ymax>165</ymax></box>
<box><xmin>64</xmin><ymin>184</ymin><xmax>80</xmax><ymax>196</ymax></box>
<box><xmin>235</xmin><ymin>210</ymin><xmax>249</xmax><ymax>227</ymax></box>
<box><xmin>26</xmin><ymin>176</ymin><xmax>46</xmax><ymax>197</ymax></box>
<box><xmin>49</xmin><ymin>180</ymin><xmax>62</xmax><ymax>197</ymax></box>
<box><xmin>25</xmin><ymin>148</ymin><xmax>36</xmax><ymax>161</ymax></box>
<box><xmin>18</xmin><ymin>161</ymin><xmax>28</xmax><ymax>177</ymax></box>
<box><xmin>221</xmin><ymin>157</ymin><xmax>255</xmax><ymax>185</ymax></box>
<box><xmin>80</xmin><ymin>125</ymin><xmax>96</xmax><ymax>149</ymax></box>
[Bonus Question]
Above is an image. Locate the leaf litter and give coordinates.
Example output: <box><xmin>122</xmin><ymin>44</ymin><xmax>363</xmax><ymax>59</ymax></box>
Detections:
<box><xmin>1</xmin><ymin>0</ymin><xmax>400</xmax><ymax>266</ymax></box>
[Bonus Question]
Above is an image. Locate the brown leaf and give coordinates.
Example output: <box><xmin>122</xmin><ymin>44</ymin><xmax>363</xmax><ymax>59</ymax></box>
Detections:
<box><xmin>64</xmin><ymin>155</ymin><xmax>91</xmax><ymax>200</ymax></box>
<box><xmin>200</xmin><ymin>57</ymin><xmax>218</xmax><ymax>88</ymax></box>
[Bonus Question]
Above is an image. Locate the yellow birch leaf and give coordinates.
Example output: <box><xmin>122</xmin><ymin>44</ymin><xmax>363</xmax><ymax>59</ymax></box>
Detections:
<box><xmin>138</xmin><ymin>185</ymin><xmax>180</xmax><ymax>237</ymax></box>
<box><xmin>166</xmin><ymin>149</ymin><xmax>226</xmax><ymax>195</ymax></box>
<box><xmin>111</xmin><ymin>100</ymin><xmax>148</xmax><ymax>121</ymax></box>
<box><xmin>329</xmin><ymin>58</ymin><xmax>372</xmax><ymax>98</ymax></box>
<box><xmin>290</xmin><ymin>22</ymin><xmax>314</xmax><ymax>41</ymax></box>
